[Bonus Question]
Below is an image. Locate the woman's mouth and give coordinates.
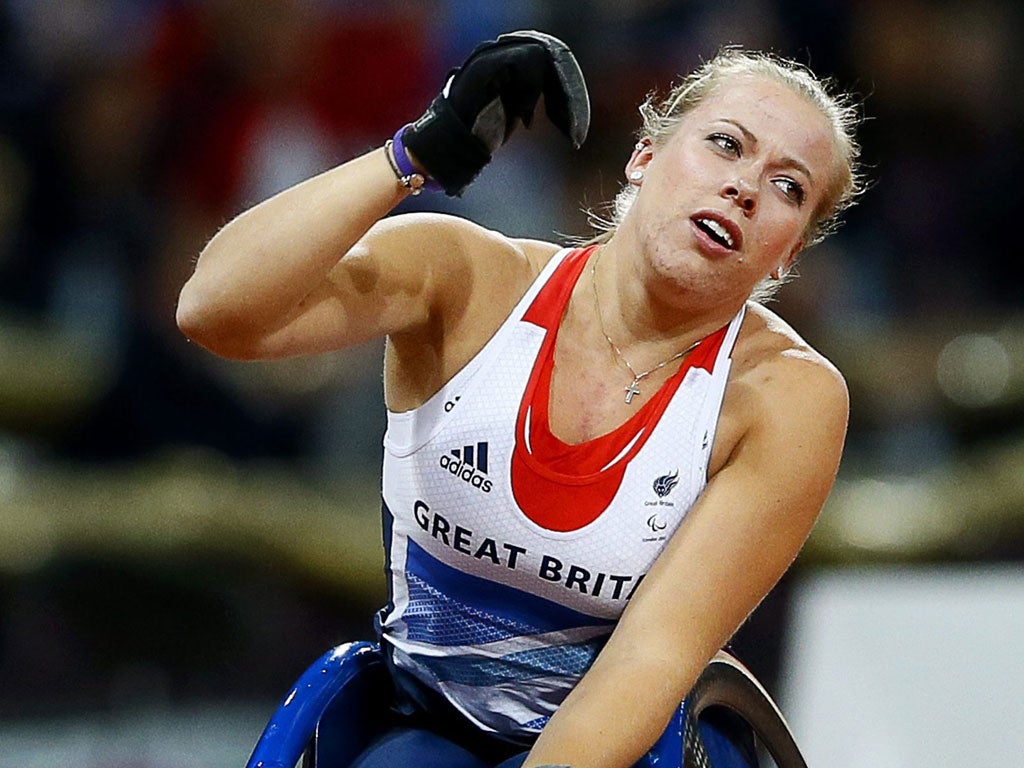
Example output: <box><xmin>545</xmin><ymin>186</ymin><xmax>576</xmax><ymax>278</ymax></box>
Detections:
<box><xmin>690</xmin><ymin>212</ymin><xmax>742</xmax><ymax>253</ymax></box>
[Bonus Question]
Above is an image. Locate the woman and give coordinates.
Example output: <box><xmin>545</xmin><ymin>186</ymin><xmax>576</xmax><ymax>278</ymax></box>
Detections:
<box><xmin>178</xmin><ymin>32</ymin><xmax>862</xmax><ymax>768</ymax></box>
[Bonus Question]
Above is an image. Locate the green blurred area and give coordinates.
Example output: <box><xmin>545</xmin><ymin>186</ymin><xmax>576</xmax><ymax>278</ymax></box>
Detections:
<box><xmin>5</xmin><ymin>312</ymin><xmax>1024</xmax><ymax>586</ymax></box>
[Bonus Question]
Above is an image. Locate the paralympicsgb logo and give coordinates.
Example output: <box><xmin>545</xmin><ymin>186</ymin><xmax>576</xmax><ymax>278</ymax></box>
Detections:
<box><xmin>439</xmin><ymin>442</ymin><xmax>493</xmax><ymax>493</ymax></box>
<box><xmin>652</xmin><ymin>470</ymin><xmax>679</xmax><ymax>498</ymax></box>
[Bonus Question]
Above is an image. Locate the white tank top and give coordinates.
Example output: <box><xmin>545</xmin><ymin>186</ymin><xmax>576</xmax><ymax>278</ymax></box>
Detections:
<box><xmin>377</xmin><ymin>245</ymin><xmax>745</xmax><ymax>739</ymax></box>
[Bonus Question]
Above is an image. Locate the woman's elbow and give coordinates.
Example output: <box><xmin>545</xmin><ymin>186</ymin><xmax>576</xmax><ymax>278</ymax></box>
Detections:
<box><xmin>175</xmin><ymin>279</ymin><xmax>258</xmax><ymax>359</ymax></box>
<box><xmin>176</xmin><ymin>281</ymin><xmax>221</xmax><ymax>350</ymax></box>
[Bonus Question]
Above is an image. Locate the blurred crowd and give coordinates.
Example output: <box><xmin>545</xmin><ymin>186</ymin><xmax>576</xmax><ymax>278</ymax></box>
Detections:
<box><xmin>2</xmin><ymin>0</ymin><xmax>1021</xmax><ymax>469</ymax></box>
<box><xmin>2</xmin><ymin>0</ymin><xmax>1023</xmax><ymax>723</ymax></box>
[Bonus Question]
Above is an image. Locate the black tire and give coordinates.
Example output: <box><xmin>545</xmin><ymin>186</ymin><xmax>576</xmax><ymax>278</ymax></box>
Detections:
<box><xmin>683</xmin><ymin>652</ymin><xmax>808</xmax><ymax>768</ymax></box>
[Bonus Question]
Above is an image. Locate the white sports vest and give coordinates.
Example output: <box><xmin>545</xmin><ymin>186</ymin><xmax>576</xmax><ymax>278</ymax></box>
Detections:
<box><xmin>378</xmin><ymin>246</ymin><xmax>744</xmax><ymax>739</ymax></box>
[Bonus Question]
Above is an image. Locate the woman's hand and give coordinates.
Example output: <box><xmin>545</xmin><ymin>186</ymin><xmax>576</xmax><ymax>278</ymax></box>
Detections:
<box><xmin>403</xmin><ymin>30</ymin><xmax>590</xmax><ymax>196</ymax></box>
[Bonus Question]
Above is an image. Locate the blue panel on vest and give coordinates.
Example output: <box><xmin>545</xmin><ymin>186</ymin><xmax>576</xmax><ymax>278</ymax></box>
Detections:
<box><xmin>422</xmin><ymin>639</ymin><xmax>604</xmax><ymax>686</ymax></box>
<box><xmin>403</xmin><ymin>539</ymin><xmax>614</xmax><ymax>645</ymax></box>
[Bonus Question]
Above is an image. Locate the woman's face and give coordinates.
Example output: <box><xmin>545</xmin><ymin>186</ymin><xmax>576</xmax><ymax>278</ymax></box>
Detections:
<box><xmin>625</xmin><ymin>76</ymin><xmax>838</xmax><ymax>304</ymax></box>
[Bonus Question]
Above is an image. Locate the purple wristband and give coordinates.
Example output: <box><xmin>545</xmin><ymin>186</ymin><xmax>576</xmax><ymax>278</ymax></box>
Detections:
<box><xmin>393</xmin><ymin>125</ymin><xmax>443</xmax><ymax>192</ymax></box>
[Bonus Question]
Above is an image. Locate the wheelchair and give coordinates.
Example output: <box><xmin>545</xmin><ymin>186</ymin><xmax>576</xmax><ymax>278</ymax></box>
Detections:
<box><xmin>245</xmin><ymin>642</ymin><xmax>808</xmax><ymax>768</ymax></box>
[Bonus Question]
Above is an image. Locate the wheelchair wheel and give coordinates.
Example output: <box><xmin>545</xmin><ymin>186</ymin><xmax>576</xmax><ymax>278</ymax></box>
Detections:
<box><xmin>682</xmin><ymin>652</ymin><xmax>807</xmax><ymax>768</ymax></box>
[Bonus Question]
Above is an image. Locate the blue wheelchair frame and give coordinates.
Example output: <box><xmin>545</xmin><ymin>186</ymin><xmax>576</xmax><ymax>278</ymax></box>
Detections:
<box><xmin>245</xmin><ymin>642</ymin><xmax>807</xmax><ymax>768</ymax></box>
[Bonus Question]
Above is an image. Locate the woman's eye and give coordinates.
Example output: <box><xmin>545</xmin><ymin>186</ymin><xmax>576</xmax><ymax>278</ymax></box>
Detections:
<box><xmin>708</xmin><ymin>133</ymin><xmax>740</xmax><ymax>156</ymax></box>
<box><xmin>774</xmin><ymin>177</ymin><xmax>806</xmax><ymax>205</ymax></box>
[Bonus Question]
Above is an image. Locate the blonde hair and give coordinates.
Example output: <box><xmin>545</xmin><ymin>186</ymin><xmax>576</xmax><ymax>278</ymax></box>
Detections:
<box><xmin>588</xmin><ymin>48</ymin><xmax>866</xmax><ymax>300</ymax></box>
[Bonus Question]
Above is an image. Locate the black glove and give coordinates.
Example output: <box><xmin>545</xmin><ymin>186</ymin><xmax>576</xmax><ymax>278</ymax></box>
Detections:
<box><xmin>401</xmin><ymin>30</ymin><xmax>590</xmax><ymax>196</ymax></box>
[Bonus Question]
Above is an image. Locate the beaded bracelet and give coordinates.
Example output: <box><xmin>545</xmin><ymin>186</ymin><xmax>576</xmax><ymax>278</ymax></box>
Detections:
<box><xmin>384</xmin><ymin>140</ymin><xmax>424</xmax><ymax>195</ymax></box>
<box><xmin>385</xmin><ymin>124</ymin><xmax>443</xmax><ymax>195</ymax></box>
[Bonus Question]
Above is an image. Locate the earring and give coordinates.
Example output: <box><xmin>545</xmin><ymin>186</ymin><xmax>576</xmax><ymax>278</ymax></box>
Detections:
<box><xmin>629</xmin><ymin>170</ymin><xmax>644</xmax><ymax>182</ymax></box>
<box><xmin>635</xmin><ymin>141</ymin><xmax>646</xmax><ymax>150</ymax></box>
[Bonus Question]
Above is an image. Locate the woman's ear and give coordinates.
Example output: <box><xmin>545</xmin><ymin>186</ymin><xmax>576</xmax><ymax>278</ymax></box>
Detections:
<box><xmin>775</xmin><ymin>240</ymin><xmax>804</xmax><ymax>278</ymax></box>
<box><xmin>625</xmin><ymin>137</ymin><xmax>653</xmax><ymax>184</ymax></box>
<box><xmin>786</xmin><ymin>240</ymin><xmax>804</xmax><ymax>267</ymax></box>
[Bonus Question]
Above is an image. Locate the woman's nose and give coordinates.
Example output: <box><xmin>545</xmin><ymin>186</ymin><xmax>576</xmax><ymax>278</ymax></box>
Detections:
<box><xmin>722</xmin><ymin>180</ymin><xmax>757</xmax><ymax>214</ymax></box>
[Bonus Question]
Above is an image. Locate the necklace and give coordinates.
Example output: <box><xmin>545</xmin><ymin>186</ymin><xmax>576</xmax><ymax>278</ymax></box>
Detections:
<box><xmin>590</xmin><ymin>252</ymin><xmax>700</xmax><ymax>405</ymax></box>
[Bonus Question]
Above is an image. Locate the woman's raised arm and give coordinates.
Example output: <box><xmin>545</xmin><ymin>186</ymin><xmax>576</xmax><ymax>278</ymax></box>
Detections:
<box><xmin>176</xmin><ymin>148</ymin><xmax>436</xmax><ymax>360</ymax></box>
<box><xmin>177</xmin><ymin>30</ymin><xmax>589</xmax><ymax>363</ymax></box>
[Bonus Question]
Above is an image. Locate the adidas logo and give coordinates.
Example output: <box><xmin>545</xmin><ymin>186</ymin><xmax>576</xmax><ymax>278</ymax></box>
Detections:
<box><xmin>439</xmin><ymin>442</ymin><xmax>493</xmax><ymax>493</ymax></box>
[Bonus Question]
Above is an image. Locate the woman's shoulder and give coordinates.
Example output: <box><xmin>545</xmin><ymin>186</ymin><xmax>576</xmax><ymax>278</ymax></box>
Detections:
<box><xmin>708</xmin><ymin>301</ymin><xmax>847</xmax><ymax>478</ymax></box>
<box><xmin>733</xmin><ymin>301</ymin><xmax>848</xmax><ymax>409</ymax></box>
<box><xmin>368</xmin><ymin>211</ymin><xmax>561</xmax><ymax>280</ymax></box>
<box><xmin>378</xmin><ymin>214</ymin><xmax>564</xmax><ymax>409</ymax></box>
<box><xmin>510</xmin><ymin>236</ymin><xmax>563</xmax><ymax>274</ymax></box>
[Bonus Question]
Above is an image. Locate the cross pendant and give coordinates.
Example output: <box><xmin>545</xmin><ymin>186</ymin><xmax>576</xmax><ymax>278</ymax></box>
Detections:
<box><xmin>624</xmin><ymin>380</ymin><xmax>641</xmax><ymax>404</ymax></box>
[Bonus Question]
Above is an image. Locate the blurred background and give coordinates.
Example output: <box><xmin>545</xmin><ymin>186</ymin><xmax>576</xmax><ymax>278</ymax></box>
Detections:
<box><xmin>1</xmin><ymin>0</ymin><xmax>1022</xmax><ymax>765</ymax></box>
